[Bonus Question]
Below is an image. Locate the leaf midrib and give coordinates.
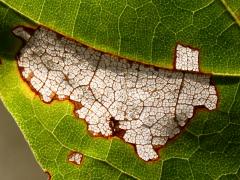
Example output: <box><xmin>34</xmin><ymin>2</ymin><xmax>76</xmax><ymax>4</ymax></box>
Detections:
<box><xmin>2</xmin><ymin>0</ymin><xmax>240</xmax><ymax>77</ymax></box>
<box><xmin>220</xmin><ymin>0</ymin><xmax>240</xmax><ymax>27</ymax></box>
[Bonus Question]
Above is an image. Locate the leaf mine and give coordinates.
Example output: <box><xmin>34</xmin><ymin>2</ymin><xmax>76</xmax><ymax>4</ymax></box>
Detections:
<box><xmin>13</xmin><ymin>27</ymin><xmax>218</xmax><ymax>161</ymax></box>
<box><xmin>68</xmin><ymin>151</ymin><xmax>83</xmax><ymax>165</ymax></box>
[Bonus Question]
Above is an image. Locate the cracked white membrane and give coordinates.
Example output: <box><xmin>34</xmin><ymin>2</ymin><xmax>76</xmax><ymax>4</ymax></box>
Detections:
<box><xmin>176</xmin><ymin>44</ymin><xmax>199</xmax><ymax>72</ymax></box>
<box><xmin>13</xmin><ymin>27</ymin><xmax>218</xmax><ymax>161</ymax></box>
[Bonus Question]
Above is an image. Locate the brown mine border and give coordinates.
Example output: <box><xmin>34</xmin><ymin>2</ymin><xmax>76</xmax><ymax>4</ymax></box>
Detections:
<box><xmin>45</xmin><ymin>171</ymin><xmax>51</xmax><ymax>180</ymax></box>
<box><xmin>12</xmin><ymin>25</ymin><xmax>220</xmax><ymax>162</ymax></box>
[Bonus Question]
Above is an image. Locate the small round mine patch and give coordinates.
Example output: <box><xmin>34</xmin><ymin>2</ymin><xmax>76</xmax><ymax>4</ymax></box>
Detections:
<box><xmin>68</xmin><ymin>152</ymin><xmax>83</xmax><ymax>165</ymax></box>
<box><xmin>13</xmin><ymin>27</ymin><xmax>218</xmax><ymax>161</ymax></box>
<box><xmin>176</xmin><ymin>44</ymin><xmax>199</xmax><ymax>72</ymax></box>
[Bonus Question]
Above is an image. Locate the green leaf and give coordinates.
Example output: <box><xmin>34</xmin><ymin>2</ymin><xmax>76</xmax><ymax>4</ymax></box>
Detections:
<box><xmin>2</xmin><ymin>0</ymin><xmax>240</xmax><ymax>75</ymax></box>
<box><xmin>0</xmin><ymin>1</ymin><xmax>239</xmax><ymax>180</ymax></box>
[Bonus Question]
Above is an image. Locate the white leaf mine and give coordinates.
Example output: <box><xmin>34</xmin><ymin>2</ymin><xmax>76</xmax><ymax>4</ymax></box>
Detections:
<box><xmin>68</xmin><ymin>152</ymin><xmax>83</xmax><ymax>165</ymax></box>
<box><xmin>176</xmin><ymin>44</ymin><xmax>199</xmax><ymax>72</ymax></box>
<box><xmin>14</xmin><ymin>27</ymin><xmax>218</xmax><ymax>161</ymax></box>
